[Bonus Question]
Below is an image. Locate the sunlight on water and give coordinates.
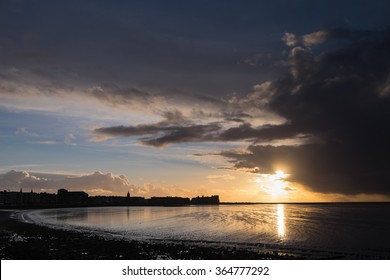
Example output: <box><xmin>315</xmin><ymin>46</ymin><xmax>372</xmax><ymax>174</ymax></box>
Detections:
<box><xmin>277</xmin><ymin>204</ymin><xmax>285</xmax><ymax>238</ymax></box>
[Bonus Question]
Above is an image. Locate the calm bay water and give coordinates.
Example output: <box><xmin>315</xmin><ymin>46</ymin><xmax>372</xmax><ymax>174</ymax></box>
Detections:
<box><xmin>24</xmin><ymin>204</ymin><xmax>390</xmax><ymax>252</ymax></box>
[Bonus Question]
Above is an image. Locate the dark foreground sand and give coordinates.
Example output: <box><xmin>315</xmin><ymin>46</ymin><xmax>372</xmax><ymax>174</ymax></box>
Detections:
<box><xmin>1</xmin><ymin>210</ymin><xmax>388</xmax><ymax>260</ymax></box>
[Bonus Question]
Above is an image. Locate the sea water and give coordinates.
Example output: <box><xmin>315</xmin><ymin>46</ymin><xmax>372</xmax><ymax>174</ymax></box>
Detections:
<box><xmin>23</xmin><ymin>203</ymin><xmax>390</xmax><ymax>252</ymax></box>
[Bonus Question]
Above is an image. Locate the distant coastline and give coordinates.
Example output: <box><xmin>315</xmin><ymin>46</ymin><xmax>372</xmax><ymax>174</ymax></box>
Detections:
<box><xmin>0</xmin><ymin>188</ymin><xmax>219</xmax><ymax>209</ymax></box>
<box><xmin>1</xmin><ymin>188</ymin><xmax>389</xmax><ymax>209</ymax></box>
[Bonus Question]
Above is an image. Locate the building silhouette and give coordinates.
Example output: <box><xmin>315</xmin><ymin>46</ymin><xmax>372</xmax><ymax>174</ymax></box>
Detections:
<box><xmin>191</xmin><ymin>195</ymin><xmax>220</xmax><ymax>205</ymax></box>
<box><xmin>57</xmin><ymin>189</ymin><xmax>88</xmax><ymax>205</ymax></box>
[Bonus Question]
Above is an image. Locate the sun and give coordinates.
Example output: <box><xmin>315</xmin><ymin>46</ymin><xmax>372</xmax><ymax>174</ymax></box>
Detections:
<box><xmin>255</xmin><ymin>170</ymin><xmax>290</xmax><ymax>197</ymax></box>
<box><xmin>274</xmin><ymin>170</ymin><xmax>288</xmax><ymax>179</ymax></box>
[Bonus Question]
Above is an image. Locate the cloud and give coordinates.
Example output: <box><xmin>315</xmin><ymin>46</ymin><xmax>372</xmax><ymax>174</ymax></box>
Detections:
<box><xmin>94</xmin><ymin>121</ymin><xmax>303</xmax><ymax>147</ymax></box>
<box><xmin>0</xmin><ymin>170</ymin><xmax>132</xmax><ymax>196</ymax></box>
<box><xmin>57</xmin><ymin>171</ymin><xmax>131</xmax><ymax>194</ymax></box>
<box><xmin>0</xmin><ymin>70</ymin><xmax>157</xmax><ymax>114</ymax></box>
<box><xmin>85</xmin><ymin>85</ymin><xmax>164</xmax><ymax>110</ymax></box>
<box><xmin>282</xmin><ymin>32</ymin><xmax>300</xmax><ymax>47</ymax></box>
<box><xmin>26</xmin><ymin>140</ymin><xmax>57</xmax><ymax>145</ymax></box>
<box><xmin>301</xmin><ymin>30</ymin><xmax>331</xmax><ymax>46</ymax></box>
<box><xmin>131</xmin><ymin>183</ymin><xmax>192</xmax><ymax>198</ymax></box>
<box><xmin>1</xmin><ymin>67</ymin><xmax>278</xmax><ymax>130</ymax></box>
<box><xmin>92</xmin><ymin>85</ymin><xmax>288</xmax><ymax>147</ymax></box>
<box><xmin>283</xmin><ymin>30</ymin><xmax>331</xmax><ymax>47</ymax></box>
<box><xmin>95</xmin><ymin>122</ymin><xmax>222</xmax><ymax>147</ymax></box>
<box><xmin>153</xmin><ymin>88</ymin><xmax>281</xmax><ymax>128</ymax></box>
<box><xmin>220</xmin><ymin>29</ymin><xmax>390</xmax><ymax>195</ymax></box>
<box><xmin>1</xmin><ymin>170</ymin><xmax>49</xmax><ymax>190</ymax></box>
<box><xmin>2</xmin><ymin>63</ymin><xmax>282</xmax><ymax>145</ymax></box>
<box><xmin>283</xmin><ymin>186</ymin><xmax>296</xmax><ymax>192</ymax></box>
<box><xmin>282</xmin><ymin>29</ymin><xmax>378</xmax><ymax>48</ymax></box>
<box><xmin>0</xmin><ymin>170</ymin><xmax>198</xmax><ymax>198</ymax></box>
<box><xmin>93</xmin><ymin>107</ymin><xmax>224</xmax><ymax>147</ymax></box>
<box><xmin>15</xmin><ymin>128</ymin><xmax>38</xmax><ymax>137</ymax></box>
<box><xmin>64</xmin><ymin>133</ymin><xmax>76</xmax><ymax>145</ymax></box>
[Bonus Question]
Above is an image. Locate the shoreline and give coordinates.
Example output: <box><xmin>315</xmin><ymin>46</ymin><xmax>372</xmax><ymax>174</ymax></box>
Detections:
<box><xmin>1</xmin><ymin>210</ymin><xmax>389</xmax><ymax>260</ymax></box>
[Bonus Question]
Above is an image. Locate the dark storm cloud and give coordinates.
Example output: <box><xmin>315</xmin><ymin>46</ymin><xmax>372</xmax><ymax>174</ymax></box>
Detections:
<box><xmin>2</xmin><ymin>0</ymin><xmax>390</xmax><ymax>100</ymax></box>
<box><xmin>139</xmin><ymin>124</ymin><xmax>222</xmax><ymax>147</ymax></box>
<box><xmin>95</xmin><ymin>123</ymin><xmax>222</xmax><ymax>147</ymax></box>
<box><xmin>94</xmin><ymin>121</ymin><xmax>304</xmax><ymax>147</ymax></box>
<box><xmin>219</xmin><ymin>123</ymin><xmax>301</xmax><ymax>142</ymax></box>
<box><xmin>220</xmin><ymin>29</ymin><xmax>390</xmax><ymax>195</ymax></box>
<box><xmin>0</xmin><ymin>0</ymin><xmax>272</xmax><ymax>97</ymax></box>
<box><xmin>223</xmin><ymin>112</ymin><xmax>253</xmax><ymax>123</ymax></box>
<box><xmin>7</xmin><ymin>0</ymin><xmax>389</xmax><ymax>100</ymax></box>
<box><xmin>94</xmin><ymin>108</ymin><xmax>224</xmax><ymax>147</ymax></box>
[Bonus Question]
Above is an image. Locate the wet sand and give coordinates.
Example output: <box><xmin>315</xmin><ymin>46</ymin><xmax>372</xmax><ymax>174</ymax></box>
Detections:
<box><xmin>1</xmin><ymin>210</ymin><xmax>387</xmax><ymax>260</ymax></box>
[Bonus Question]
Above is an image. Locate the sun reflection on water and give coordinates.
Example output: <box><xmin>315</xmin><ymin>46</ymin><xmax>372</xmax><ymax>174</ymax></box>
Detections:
<box><xmin>277</xmin><ymin>204</ymin><xmax>285</xmax><ymax>238</ymax></box>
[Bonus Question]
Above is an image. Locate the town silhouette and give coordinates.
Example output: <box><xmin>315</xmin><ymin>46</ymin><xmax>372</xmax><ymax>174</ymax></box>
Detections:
<box><xmin>0</xmin><ymin>188</ymin><xmax>219</xmax><ymax>208</ymax></box>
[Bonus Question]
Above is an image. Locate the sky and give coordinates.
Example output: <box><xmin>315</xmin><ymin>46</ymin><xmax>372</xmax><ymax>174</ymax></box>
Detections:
<box><xmin>1</xmin><ymin>0</ymin><xmax>390</xmax><ymax>202</ymax></box>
